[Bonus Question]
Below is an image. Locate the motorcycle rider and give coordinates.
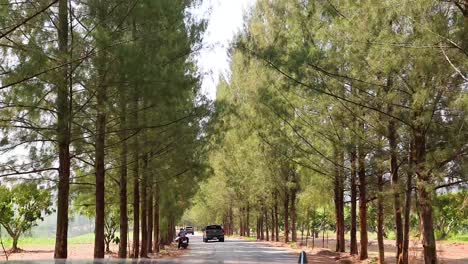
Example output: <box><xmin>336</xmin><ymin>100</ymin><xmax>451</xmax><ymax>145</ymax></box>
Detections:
<box><xmin>177</xmin><ymin>228</ymin><xmax>189</xmax><ymax>248</ymax></box>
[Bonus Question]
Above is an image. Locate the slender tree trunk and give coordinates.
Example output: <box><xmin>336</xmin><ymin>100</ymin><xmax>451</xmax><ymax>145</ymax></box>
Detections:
<box><xmin>350</xmin><ymin>149</ymin><xmax>358</xmax><ymax>255</ymax></box>
<box><xmin>291</xmin><ymin>187</ymin><xmax>298</xmax><ymax>243</ymax></box>
<box><xmin>148</xmin><ymin>184</ymin><xmax>153</xmax><ymax>253</ymax></box>
<box><xmin>265</xmin><ymin>207</ymin><xmax>269</xmax><ymax>241</ymax></box>
<box><xmin>140</xmin><ymin>152</ymin><xmax>148</xmax><ymax>258</ymax></box>
<box><xmin>388</xmin><ymin>108</ymin><xmax>404</xmax><ymax>263</ymax></box>
<box><xmin>54</xmin><ymin>0</ymin><xmax>70</xmax><ymax>258</ymax></box>
<box><xmin>284</xmin><ymin>192</ymin><xmax>290</xmax><ymax>243</ymax></box>
<box><xmin>229</xmin><ymin>206</ymin><xmax>234</xmax><ymax>236</ymax></box>
<box><xmin>270</xmin><ymin>207</ymin><xmax>275</xmax><ymax>241</ymax></box>
<box><xmin>118</xmin><ymin>92</ymin><xmax>128</xmax><ymax>258</ymax></box>
<box><xmin>413</xmin><ymin>129</ymin><xmax>437</xmax><ymax>264</ymax></box>
<box><xmin>334</xmin><ymin>148</ymin><xmax>345</xmax><ymax>252</ymax></box>
<box><xmin>153</xmin><ymin>183</ymin><xmax>160</xmax><ymax>253</ymax></box>
<box><xmin>131</xmin><ymin>94</ymin><xmax>140</xmax><ymax>258</ymax></box>
<box><xmin>94</xmin><ymin>31</ymin><xmax>107</xmax><ymax>258</ymax></box>
<box><xmin>260</xmin><ymin>213</ymin><xmax>265</xmax><ymax>240</ymax></box>
<box><xmin>274</xmin><ymin>192</ymin><xmax>279</xmax><ymax>241</ymax></box>
<box><xmin>240</xmin><ymin>207</ymin><xmax>244</xmax><ymax>236</ymax></box>
<box><xmin>256</xmin><ymin>216</ymin><xmax>260</xmax><ymax>239</ymax></box>
<box><xmin>358</xmin><ymin>142</ymin><xmax>368</xmax><ymax>260</ymax></box>
<box><xmin>402</xmin><ymin>141</ymin><xmax>413</xmax><ymax>264</ymax></box>
<box><xmin>246</xmin><ymin>204</ymin><xmax>250</xmax><ymax>237</ymax></box>
<box><xmin>377</xmin><ymin>170</ymin><xmax>385</xmax><ymax>264</ymax></box>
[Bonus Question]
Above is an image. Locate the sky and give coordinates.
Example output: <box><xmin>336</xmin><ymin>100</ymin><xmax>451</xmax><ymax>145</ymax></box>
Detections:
<box><xmin>192</xmin><ymin>0</ymin><xmax>257</xmax><ymax>101</ymax></box>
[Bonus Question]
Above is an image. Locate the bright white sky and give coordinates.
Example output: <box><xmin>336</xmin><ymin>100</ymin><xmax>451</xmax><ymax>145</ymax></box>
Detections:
<box><xmin>192</xmin><ymin>0</ymin><xmax>256</xmax><ymax>101</ymax></box>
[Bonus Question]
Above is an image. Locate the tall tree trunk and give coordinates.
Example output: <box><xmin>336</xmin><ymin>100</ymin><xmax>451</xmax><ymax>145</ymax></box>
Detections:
<box><xmin>54</xmin><ymin>0</ymin><xmax>70</xmax><ymax>258</ymax></box>
<box><xmin>291</xmin><ymin>186</ymin><xmax>298</xmax><ymax>243</ymax></box>
<box><xmin>140</xmin><ymin>152</ymin><xmax>148</xmax><ymax>258</ymax></box>
<box><xmin>334</xmin><ymin>148</ymin><xmax>345</xmax><ymax>252</ymax></box>
<box><xmin>402</xmin><ymin>141</ymin><xmax>413</xmax><ymax>264</ymax></box>
<box><xmin>271</xmin><ymin>207</ymin><xmax>275</xmax><ymax>241</ymax></box>
<box><xmin>414</xmin><ymin>129</ymin><xmax>437</xmax><ymax>264</ymax></box>
<box><xmin>274</xmin><ymin>192</ymin><xmax>279</xmax><ymax>241</ymax></box>
<box><xmin>358</xmin><ymin>142</ymin><xmax>368</xmax><ymax>260</ymax></box>
<box><xmin>256</xmin><ymin>216</ymin><xmax>260</xmax><ymax>239</ymax></box>
<box><xmin>388</xmin><ymin>106</ymin><xmax>403</xmax><ymax>263</ymax></box>
<box><xmin>229</xmin><ymin>206</ymin><xmax>234</xmax><ymax>236</ymax></box>
<box><xmin>118</xmin><ymin>92</ymin><xmax>128</xmax><ymax>258</ymax></box>
<box><xmin>94</xmin><ymin>27</ymin><xmax>107</xmax><ymax>257</ymax></box>
<box><xmin>147</xmin><ymin>184</ymin><xmax>153</xmax><ymax>253</ymax></box>
<box><xmin>377</xmin><ymin>170</ymin><xmax>385</xmax><ymax>264</ymax></box>
<box><xmin>283</xmin><ymin>192</ymin><xmax>290</xmax><ymax>243</ymax></box>
<box><xmin>350</xmin><ymin>149</ymin><xmax>358</xmax><ymax>255</ymax></box>
<box><xmin>265</xmin><ymin>207</ymin><xmax>269</xmax><ymax>241</ymax></box>
<box><xmin>260</xmin><ymin>213</ymin><xmax>265</xmax><ymax>240</ymax></box>
<box><xmin>240</xmin><ymin>207</ymin><xmax>244</xmax><ymax>236</ymax></box>
<box><xmin>131</xmin><ymin>94</ymin><xmax>140</xmax><ymax>259</ymax></box>
<box><xmin>246</xmin><ymin>204</ymin><xmax>250</xmax><ymax>237</ymax></box>
<box><xmin>153</xmin><ymin>184</ymin><xmax>160</xmax><ymax>253</ymax></box>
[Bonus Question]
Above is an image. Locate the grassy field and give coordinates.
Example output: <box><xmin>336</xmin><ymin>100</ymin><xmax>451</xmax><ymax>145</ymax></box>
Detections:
<box><xmin>447</xmin><ymin>234</ymin><xmax>468</xmax><ymax>242</ymax></box>
<box><xmin>0</xmin><ymin>233</ymin><xmax>95</xmax><ymax>248</ymax></box>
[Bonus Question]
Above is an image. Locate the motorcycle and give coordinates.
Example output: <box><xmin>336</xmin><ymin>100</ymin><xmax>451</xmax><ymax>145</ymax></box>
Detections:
<box><xmin>176</xmin><ymin>236</ymin><xmax>189</xmax><ymax>249</ymax></box>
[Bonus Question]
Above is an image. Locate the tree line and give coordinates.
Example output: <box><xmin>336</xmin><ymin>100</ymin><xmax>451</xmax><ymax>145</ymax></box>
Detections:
<box><xmin>186</xmin><ymin>1</ymin><xmax>467</xmax><ymax>264</ymax></box>
<box><xmin>0</xmin><ymin>0</ymin><xmax>209</xmax><ymax>259</ymax></box>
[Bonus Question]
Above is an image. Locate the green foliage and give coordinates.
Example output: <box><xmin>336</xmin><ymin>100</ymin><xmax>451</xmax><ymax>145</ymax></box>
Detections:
<box><xmin>434</xmin><ymin>191</ymin><xmax>468</xmax><ymax>240</ymax></box>
<box><xmin>0</xmin><ymin>183</ymin><xmax>53</xmax><ymax>249</ymax></box>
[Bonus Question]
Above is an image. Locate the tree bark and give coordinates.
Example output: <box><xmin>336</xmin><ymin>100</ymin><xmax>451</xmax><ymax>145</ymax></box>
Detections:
<box><xmin>274</xmin><ymin>192</ymin><xmax>279</xmax><ymax>241</ymax></box>
<box><xmin>350</xmin><ymin>149</ymin><xmax>358</xmax><ymax>255</ymax></box>
<box><xmin>94</xmin><ymin>25</ymin><xmax>107</xmax><ymax>257</ymax></box>
<box><xmin>153</xmin><ymin>184</ymin><xmax>160</xmax><ymax>253</ymax></box>
<box><xmin>291</xmin><ymin>185</ymin><xmax>298</xmax><ymax>243</ymax></box>
<box><xmin>402</xmin><ymin>141</ymin><xmax>413</xmax><ymax>264</ymax></box>
<box><xmin>12</xmin><ymin>236</ymin><xmax>18</xmax><ymax>252</ymax></box>
<box><xmin>388</xmin><ymin>105</ymin><xmax>403</xmax><ymax>263</ymax></box>
<box><xmin>377</xmin><ymin>170</ymin><xmax>385</xmax><ymax>264</ymax></box>
<box><xmin>131</xmin><ymin>94</ymin><xmax>140</xmax><ymax>259</ymax></box>
<box><xmin>54</xmin><ymin>0</ymin><xmax>70</xmax><ymax>259</ymax></box>
<box><xmin>140</xmin><ymin>152</ymin><xmax>148</xmax><ymax>258</ymax></box>
<box><xmin>270</xmin><ymin>207</ymin><xmax>275</xmax><ymax>241</ymax></box>
<box><xmin>414</xmin><ymin>129</ymin><xmax>437</xmax><ymax>264</ymax></box>
<box><xmin>148</xmin><ymin>184</ymin><xmax>153</xmax><ymax>253</ymax></box>
<box><xmin>283</xmin><ymin>191</ymin><xmax>290</xmax><ymax>243</ymax></box>
<box><xmin>260</xmin><ymin>212</ymin><xmax>264</xmax><ymax>240</ymax></box>
<box><xmin>334</xmin><ymin>148</ymin><xmax>345</xmax><ymax>252</ymax></box>
<box><xmin>358</xmin><ymin>142</ymin><xmax>368</xmax><ymax>260</ymax></box>
<box><xmin>118</xmin><ymin>91</ymin><xmax>128</xmax><ymax>258</ymax></box>
<box><xmin>246</xmin><ymin>203</ymin><xmax>250</xmax><ymax>237</ymax></box>
<box><xmin>265</xmin><ymin>207</ymin><xmax>269</xmax><ymax>241</ymax></box>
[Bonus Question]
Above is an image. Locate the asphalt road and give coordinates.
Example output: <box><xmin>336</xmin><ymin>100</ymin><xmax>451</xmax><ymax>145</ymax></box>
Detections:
<box><xmin>165</xmin><ymin>234</ymin><xmax>299</xmax><ymax>264</ymax></box>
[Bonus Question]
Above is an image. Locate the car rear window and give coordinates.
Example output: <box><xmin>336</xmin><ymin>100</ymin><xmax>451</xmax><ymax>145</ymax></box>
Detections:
<box><xmin>206</xmin><ymin>225</ymin><xmax>222</xmax><ymax>230</ymax></box>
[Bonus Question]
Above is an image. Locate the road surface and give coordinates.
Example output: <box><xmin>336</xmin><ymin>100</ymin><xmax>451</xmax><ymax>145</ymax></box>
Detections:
<box><xmin>164</xmin><ymin>235</ymin><xmax>298</xmax><ymax>263</ymax></box>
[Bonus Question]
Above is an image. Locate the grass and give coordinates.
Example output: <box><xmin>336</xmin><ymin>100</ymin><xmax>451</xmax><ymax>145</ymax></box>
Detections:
<box><xmin>0</xmin><ymin>233</ymin><xmax>96</xmax><ymax>249</ymax></box>
<box><xmin>447</xmin><ymin>234</ymin><xmax>468</xmax><ymax>242</ymax></box>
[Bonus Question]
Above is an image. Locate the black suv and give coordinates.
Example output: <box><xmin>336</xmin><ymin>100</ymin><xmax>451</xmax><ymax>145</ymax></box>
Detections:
<box><xmin>203</xmin><ymin>225</ymin><xmax>224</xmax><ymax>242</ymax></box>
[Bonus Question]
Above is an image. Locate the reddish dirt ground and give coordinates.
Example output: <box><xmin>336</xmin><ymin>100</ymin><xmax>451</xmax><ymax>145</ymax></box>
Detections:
<box><xmin>247</xmin><ymin>237</ymin><xmax>468</xmax><ymax>264</ymax></box>
<box><xmin>0</xmin><ymin>243</ymin><xmax>185</xmax><ymax>261</ymax></box>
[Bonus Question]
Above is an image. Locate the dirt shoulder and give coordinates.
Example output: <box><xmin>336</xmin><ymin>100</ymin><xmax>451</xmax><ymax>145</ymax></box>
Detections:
<box><xmin>234</xmin><ymin>236</ymin><xmax>468</xmax><ymax>264</ymax></box>
<box><xmin>0</xmin><ymin>243</ymin><xmax>188</xmax><ymax>261</ymax></box>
